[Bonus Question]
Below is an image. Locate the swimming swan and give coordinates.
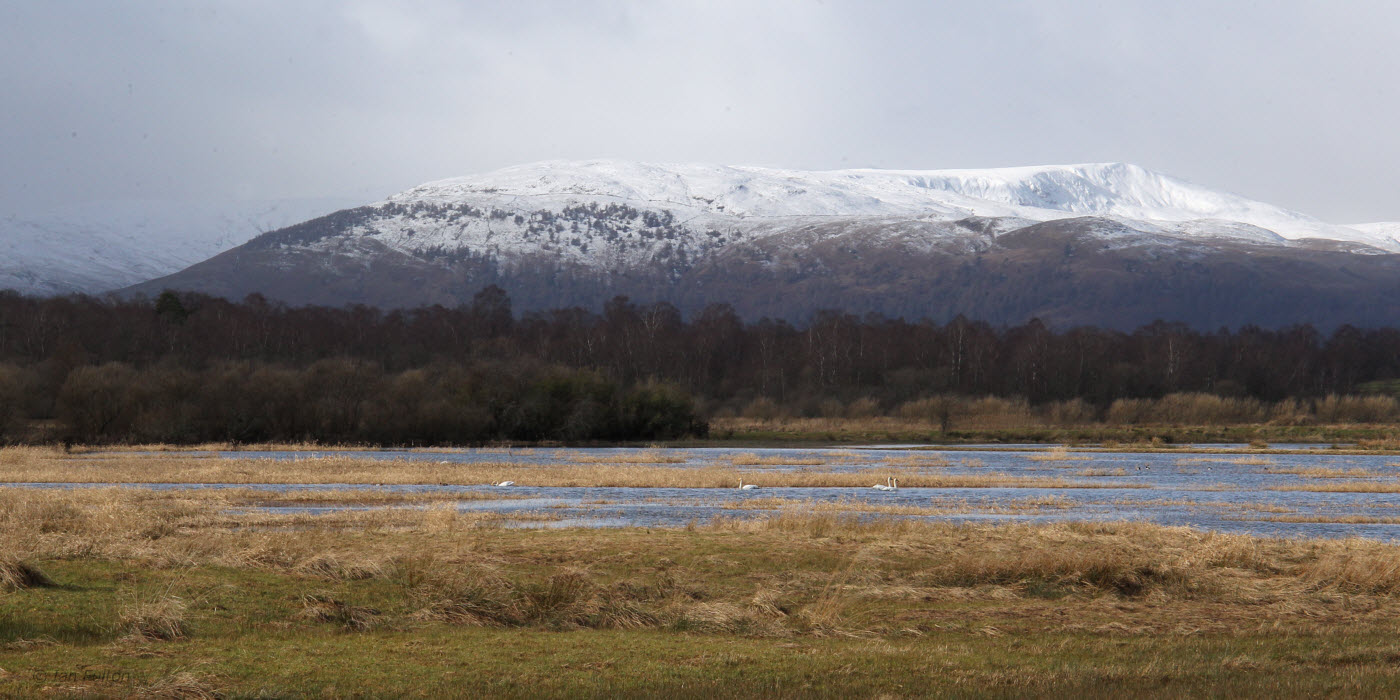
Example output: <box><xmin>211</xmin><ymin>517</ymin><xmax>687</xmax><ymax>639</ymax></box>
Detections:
<box><xmin>496</xmin><ymin>480</ymin><xmax>516</xmax><ymax>487</ymax></box>
<box><xmin>872</xmin><ymin>476</ymin><xmax>898</xmax><ymax>491</ymax></box>
<box><xmin>739</xmin><ymin>479</ymin><xmax>760</xmax><ymax>490</ymax></box>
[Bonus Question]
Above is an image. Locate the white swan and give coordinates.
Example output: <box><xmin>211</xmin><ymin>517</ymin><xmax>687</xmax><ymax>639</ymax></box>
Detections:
<box><xmin>495</xmin><ymin>480</ymin><xmax>516</xmax><ymax>487</ymax></box>
<box><xmin>872</xmin><ymin>476</ymin><xmax>898</xmax><ymax>491</ymax></box>
<box><xmin>739</xmin><ymin>479</ymin><xmax>760</xmax><ymax>490</ymax></box>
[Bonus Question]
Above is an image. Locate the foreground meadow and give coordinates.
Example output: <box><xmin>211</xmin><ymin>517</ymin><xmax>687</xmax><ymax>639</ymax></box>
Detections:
<box><xmin>5</xmin><ymin>477</ymin><xmax>1400</xmax><ymax>697</ymax></box>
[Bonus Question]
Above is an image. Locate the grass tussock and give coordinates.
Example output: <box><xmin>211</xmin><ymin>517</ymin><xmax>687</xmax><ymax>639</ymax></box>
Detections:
<box><xmin>295</xmin><ymin>593</ymin><xmax>381</xmax><ymax>631</ymax></box>
<box><xmin>0</xmin><ymin>556</ymin><xmax>56</xmax><ymax>591</ymax></box>
<box><xmin>119</xmin><ymin>593</ymin><xmax>189</xmax><ymax>642</ymax></box>
<box><xmin>135</xmin><ymin>672</ymin><xmax>224</xmax><ymax>700</ymax></box>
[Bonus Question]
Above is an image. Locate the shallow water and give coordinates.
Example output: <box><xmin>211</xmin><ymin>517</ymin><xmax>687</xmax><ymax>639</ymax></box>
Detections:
<box><xmin>15</xmin><ymin>445</ymin><xmax>1400</xmax><ymax>540</ymax></box>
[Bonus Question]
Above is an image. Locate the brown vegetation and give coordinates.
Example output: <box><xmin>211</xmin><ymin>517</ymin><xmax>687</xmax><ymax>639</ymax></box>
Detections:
<box><xmin>11</xmin><ymin>485</ymin><xmax>1400</xmax><ymax>632</ymax></box>
<box><xmin>0</xmin><ymin>448</ymin><xmax>1137</xmax><ymax>489</ymax></box>
<box><xmin>0</xmin><ymin>557</ymin><xmax>54</xmax><ymax>591</ymax></box>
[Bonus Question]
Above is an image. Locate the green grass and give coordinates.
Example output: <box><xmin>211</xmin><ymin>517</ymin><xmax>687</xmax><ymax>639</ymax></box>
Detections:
<box><xmin>6</xmin><ymin>539</ymin><xmax>1400</xmax><ymax>697</ymax></box>
<box><xmin>7</xmin><ymin>560</ymin><xmax>1400</xmax><ymax>698</ymax></box>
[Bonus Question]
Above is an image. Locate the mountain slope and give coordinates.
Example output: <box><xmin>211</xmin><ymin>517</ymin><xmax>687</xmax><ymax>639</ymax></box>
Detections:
<box><xmin>123</xmin><ymin>161</ymin><xmax>1400</xmax><ymax>329</ymax></box>
<box><xmin>0</xmin><ymin>198</ymin><xmax>358</xmax><ymax>295</ymax></box>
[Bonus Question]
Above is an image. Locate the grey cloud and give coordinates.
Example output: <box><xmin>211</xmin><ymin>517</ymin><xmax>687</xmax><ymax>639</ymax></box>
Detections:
<box><xmin>2</xmin><ymin>0</ymin><xmax>1397</xmax><ymax>222</ymax></box>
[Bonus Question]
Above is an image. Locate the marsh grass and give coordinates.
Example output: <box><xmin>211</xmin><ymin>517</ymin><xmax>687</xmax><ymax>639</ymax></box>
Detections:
<box><xmin>0</xmin><ymin>449</ymin><xmax>1138</xmax><ymax>490</ymax></box>
<box><xmin>13</xmin><ymin>485</ymin><xmax>1400</xmax><ymax>695</ymax></box>
<box><xmin>563</xmin><ymin>450</ymin><xmax>688</xmax><ymax>464</ymax></box>
<box><xmin>879</xmin><ymin>453</ymin><xmax>952</xmax><ymax>467</ymax></box>
<box><xmin>1236</xmin><ymin>515</ymin><xmax>1400</xmax><ymax>525</ymax></box>
<box><xmin>118</xmin><ymin>590</ymin><xmax>189</xmax><ymax>642</ymax></box>
<box><xmin>727</xmin><ymin>452</ymin><xmax>829</xmax><ymax>466</ymax></box>
<box><xmin>0</xmin><ymin>557</ymin><xmax>55</xmax><ymax>591</ymax></box>
<box><xmin>1027</xmin><ymin>446</ymin><xmax>1091</xmax><ymax>462</ymax></box>
<box><xmin>135</xmin><ymin>671</ymin><xmax>224</xmax><ymax>700</ymax></box>
<box><xmin>722</xmin><ymin>495</ymin><xmax>1079</xmax><ymax>517</ymax></box>
<box><xmin>1076</xmin><ymin>468</ymin><xmax>1130</xmax><ymax>477</ymax></box>
<box><xmin>295</xmin><ymin>593</ymin><xmax>381</xmax><ymax>631</ymax></box>
<box><xmin>1269</xmin><ymin>482</ymin><xmax>1400</xmax><ymax>493</ymax></box>
<box><xmin>1231</xmin><ymin>456</ymin><xmax>1277</xmax><ymax>465</ymax></box>
<box><xmin>1260</xmin><ymin>466</ymin><xmax>1391</xmax><ymax>479</ymax></box>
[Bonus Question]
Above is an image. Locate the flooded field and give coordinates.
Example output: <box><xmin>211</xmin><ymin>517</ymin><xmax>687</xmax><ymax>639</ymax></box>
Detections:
<box><xmin>12</xmin><ymin>444</ymin><xmax>1400</xmax><ymax>540</ymax></box>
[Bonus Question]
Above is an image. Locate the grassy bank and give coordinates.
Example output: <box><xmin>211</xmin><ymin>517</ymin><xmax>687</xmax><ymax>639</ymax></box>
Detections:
<box><xmin>6</xmin><ymin>487</ymin><xmax>1400</xmax><ymax>696</ymax></box>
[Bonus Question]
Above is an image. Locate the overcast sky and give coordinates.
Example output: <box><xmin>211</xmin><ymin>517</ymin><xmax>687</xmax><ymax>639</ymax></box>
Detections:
<box><xmin>3</xmin><ymin>0</ymin><xmax>1398</xmax><ymax>222</ymax></box>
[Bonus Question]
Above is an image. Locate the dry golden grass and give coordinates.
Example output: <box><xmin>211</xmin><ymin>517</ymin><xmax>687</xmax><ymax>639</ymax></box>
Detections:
<box><xmin>135</xmin><ymin>671</ymin><xmax>224</xmax><ymax>700</ymax></box>
<box><xmin>562</xmin><ymin>450</ymin><xmax>688</xmax><ymax>464</ymax></box>
<box><xmin>0</xmin><ymin>448</ymin><xmax>1138</xmax><ymax>490</ymax></box>
<box><xmin>295</xmin><ymin>593</ymin><xmax>382</xmax><ymax>632</ymax></box>
<box><xmin>1232</xmin><ymin>456</ymin><xmax>1277</xmax><ymax>465</ymax></box>
<box><xmin>1235</xmin><ymin>515</ymin><xmax>1400</xmax><ymax>525</ymax></box>
<box><xmin>727</xmin><ymin>452</ymin><xmax>829</xmax><ymax>467</ymax></box>
<box><xmin>1027</xmin><ymin>446</ymin><xmax>1091</xmax><ymax>462</ymax></box>
<box><xmin>1262</xmin><ymin>466</ymin><xmax>1390</xmax><ymax>479</ymax></box>
<box><xmin>118</xmin><ymin>590</ymin><xmax>190</xmax><ymax>642</ymax></box>
<box><xmin>16</xmin><ymin>476</ymin><xmax>1400</xmax><ymax>697</ymax></box>
<box><xmin>879</xmin><ymin>453</ymin><xmax>952</xmax><ymax>467</ymax></box>
<box><xmin>14</xmin><ymin>484</ymin><xmax>1400</xmax><ymax>650</ymax></box>
<box><xmin>723</xmin><ymin>495</ymin><xmax>1078</xmax><ymax>517</ymax></box>
<box><xmin>1076</xmin><ymin>468</ymin><xmax>1130</xmax><ymax>477</ymax></box>
<box><xmin>1268</xmin><ymin>482</ymin><xmax>1400</xmax><ymax>493</ymax></box>
<box><xmin>0</xmin><ymin>556</ymin><xmax>55</xmax><ymax>591</ymax></box>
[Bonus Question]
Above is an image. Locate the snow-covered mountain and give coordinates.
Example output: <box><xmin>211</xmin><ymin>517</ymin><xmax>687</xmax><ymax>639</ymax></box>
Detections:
<box><xmin>0</xmin><ymin>198</ymin><xmax>358</xmax><ymax>295</ymax></box>
<box><xmin>379</xmin><ymin>159</ymin><xmax>1399</xmax><ymax>252</ymax></box>
<box><xmin>123</xmin><ymin>160</ymin><xmax>1400</xmax><ymax>329</ymax></box>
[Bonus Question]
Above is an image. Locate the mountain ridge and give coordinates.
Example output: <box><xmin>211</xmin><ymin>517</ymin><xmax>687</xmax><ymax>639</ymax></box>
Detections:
<box><xmin>118</xmin><ymin>160</ymin><xmax>1400</xmax><ymax>330</ymax></box>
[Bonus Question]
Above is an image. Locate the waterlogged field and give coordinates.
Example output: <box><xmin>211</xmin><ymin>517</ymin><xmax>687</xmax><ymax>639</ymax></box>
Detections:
<box><xmin>10</xmin><ymin>444</ymin><xmax>1400</xmax><ymax>539</ymax></box>
<box><xmin>9</xmin><ymin>445</ymin><xmax>1400</xmax><ymax>696</ymax></box>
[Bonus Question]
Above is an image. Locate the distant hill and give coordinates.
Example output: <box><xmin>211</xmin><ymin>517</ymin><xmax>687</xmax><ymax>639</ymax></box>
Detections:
<box><xmin>121</xmin><ymin>160</ymin><xmax>1400</xmax><ymax>329</ymax></box>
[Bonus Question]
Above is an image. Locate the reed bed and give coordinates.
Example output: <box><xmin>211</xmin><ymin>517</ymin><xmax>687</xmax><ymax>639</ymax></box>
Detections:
<box><xmin>1268</xmin><ymin>482</ymin><xmax>1400</xmax><ymax>493</ymax></box>
<box><xmin>879</xmin><ymin>453</ymin><xmax>952</xmax><ymax>467</ymax></box>
<box><xmin>561</xmin><ymin>450</ymin><xmax>688</xmax><ymax>464</ymax></box>
<box><xmin>1234</xmin><ymin>515</ymin><xmax>1400</xmax><ymax>525</ymax></box>
<box><xmin>721</xmin><ymin>495</ymin><xmax>1079</xmax><ymax>517</ymax></box>
<box><xmin>0</xmin><ymin>449</ymin><xmax>1138</xmax><ymax>489</ymax></box>
<box><xmin>726</xmin><ymin>452</ymin><xmax>830</xmax><ymax>467</ymax></box>
<box><xmin>1027</xmin><ymin>447</ymin><xmax>1091</xmax><ymax>462</ymax></box>
<box><xmin>1076</xmin><ymin>468</ymin><xmax>1129</xmax><ymax>477</ymax></box>
<box><xmin>1261</xmin><ymin>466</ymin><xmax>1392</xmax><ymax>479</ymax></box>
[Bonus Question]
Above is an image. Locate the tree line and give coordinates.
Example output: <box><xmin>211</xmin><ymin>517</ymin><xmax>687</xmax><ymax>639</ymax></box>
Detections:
<box><xmin>1</xmin><ymin>286</ymin><xmax>1398</xmax><ymax>444</ymax></box>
